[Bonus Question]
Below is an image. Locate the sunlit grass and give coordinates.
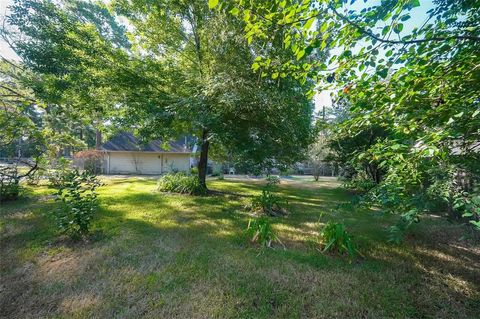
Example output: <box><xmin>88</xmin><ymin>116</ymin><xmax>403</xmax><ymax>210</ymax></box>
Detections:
<box><xmin>1</xmin><ymin>176</ymin><xmax>479</xmax><ymax>318</ymax></box>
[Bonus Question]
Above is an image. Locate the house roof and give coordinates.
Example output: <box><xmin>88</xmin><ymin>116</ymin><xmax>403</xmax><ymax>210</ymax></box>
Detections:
<box><xmin>101</xmin><ymin>132</ymin><xmax>191</xmax><ymax>153</ymax></box>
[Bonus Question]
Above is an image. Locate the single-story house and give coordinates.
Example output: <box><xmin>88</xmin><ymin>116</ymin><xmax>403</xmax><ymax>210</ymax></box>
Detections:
<box><xmin>101</xmin><ymin>132</ymin><xmax>193</xmax><ymax>175</ymax></box>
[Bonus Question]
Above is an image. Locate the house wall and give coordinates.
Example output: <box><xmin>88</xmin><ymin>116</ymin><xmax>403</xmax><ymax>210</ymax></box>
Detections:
<box><xmin>106</xmin><ymin>152</ymin><xmax>190</xmax><ymax>175</ymax></box>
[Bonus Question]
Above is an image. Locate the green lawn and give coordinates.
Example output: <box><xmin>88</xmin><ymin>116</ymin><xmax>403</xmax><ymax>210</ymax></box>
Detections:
<box><xmin>1</xmin><ymin>177</ymin><xmax>479</xmax><ymax>318</ymax></box>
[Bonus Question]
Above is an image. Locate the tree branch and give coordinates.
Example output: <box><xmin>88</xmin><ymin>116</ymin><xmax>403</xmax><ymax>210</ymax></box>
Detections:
<box><xmin>328</xmin><ymin>4</ymin><xmax>480</xmax><ymax>44</ymax></box>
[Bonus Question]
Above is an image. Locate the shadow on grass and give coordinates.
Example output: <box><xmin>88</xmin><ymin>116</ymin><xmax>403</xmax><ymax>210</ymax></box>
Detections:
<box><xmin>1</xmin><ymin>179</ymin><xmax>479</xmax><ymax>318</ymax></box>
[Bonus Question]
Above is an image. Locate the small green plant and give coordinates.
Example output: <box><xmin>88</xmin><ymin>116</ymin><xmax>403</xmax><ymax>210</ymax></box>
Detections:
<box><xmin>246</xmin><ymin>216</ymin><xmax>283</xmax><ymax>248</ymax></box>
<box><xmin>343</xmin><ymin>176</ymin><xmax>377</xmax><ymax>193</ymax></box>
<box><xmin>265</xmin><ymin>175</ymin><xmax>280</xmax><ymax>187</ymax></box>
<box><xmin>157</xmin><ymin>172</ymin><xmax>206</xmax><ymax>195</ymax></box>
<box><xmin>53</xmin><ymin>169</ymin><xmax>102</xmax><ymax>238</ymax></box>
<box><xmin>0</xmin><ymin>165</ymin><xmax>25</xmax><ymax>202</ymax></box>
<box><xmin>48</xmin><ymin>157</ymin><xmax>72</xmax><ymax>187</ymax></box>
<box><xmin>387</xmin><ymin>209</ymin><xmax>420</xmax><ymax>244</ymax></box>
<box><xmin>250</xmin><ymin>188</ymin><xmax>288</xmax><ymax>216</ymax></box>
<box><xmin>319</xmin><ymin>221</ymin><xmax>357</xmax><ymax>258</ymax></box>
<box><xmin>0</xmin><ymin>172</ymin><xmax>21</xmax><ymax>202</ymax></box>
<box><xmin>453</xmin><ymin>189</ymin><xmax>480</xmax><ymax>231</ymax></box>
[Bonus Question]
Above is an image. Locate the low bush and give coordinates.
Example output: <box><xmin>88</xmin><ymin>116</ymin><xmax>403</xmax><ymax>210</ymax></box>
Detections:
<box><xmin>453</xmin><ymin>189</ymin><xmax>480</xmax><ymax>230</ymax></box>
<box><xmin>248</xmin><ymin>176</ymin><xmax>288</xmax><ymax>216</ymax></box>
<box><xmin>319</xmin><ymin>221</ymin><xmax>357</xmax><ymax>258</ymax></box>
<box><xmin>157</xmin><ymin>172</ymin><xmax>206</xmax><ymax>195</ymax></box>
<box><xmin>74</xmin><ymin>150</ymin><xmax>104</xmax><ymax>174</ymax></box>
<box><xmin>249</xmin><ymin>188</ymin><xmax>288</xmax><ymax>216</ymax></box>
<box><xmin>0</xmin><ymin>177</ymin><xmax>21</xmax><ymax>202</ymax></box>
<box><xmin>387</xmin><ymin>209</ymin><xmax>420</xmax><ymax>244</ymax></box>
<box><xmin>48</xmin><ymin>157</ymin><xmax>72</xmax><ymax>187</ymax></box>
<box><xmin>0</xmin><ymin>166</ymin><xmax>22</xmax><ymax>202</ymax></box>
<box><xmin>246</xmin><ymin>217</ymin><xmax>283</xmax><ymax>248</ymax></box>
<box><xmin>53</xmin><ymin>169</ymin><xmax>102</xmax><ymax>238</ymax></box>
<box><xmin>265</xmin><ymin>175</ymin><xmax>280</xmax><ymax>187</ymax></box>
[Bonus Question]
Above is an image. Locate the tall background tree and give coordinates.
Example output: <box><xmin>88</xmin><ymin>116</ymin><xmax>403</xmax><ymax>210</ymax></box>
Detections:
<box><xmin>6</xmin><ymin>0</ymin><xmax>318</xmax><ymax>189</ymax></box>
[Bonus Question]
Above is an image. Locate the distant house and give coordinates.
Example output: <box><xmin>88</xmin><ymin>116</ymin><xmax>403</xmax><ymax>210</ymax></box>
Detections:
<box><xmin>101</xmin><ymin>132</ymin><xmax>193</xmax><ymax>175</ymax></box>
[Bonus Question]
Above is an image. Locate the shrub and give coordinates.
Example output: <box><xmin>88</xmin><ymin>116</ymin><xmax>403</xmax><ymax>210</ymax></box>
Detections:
<box><xmin>387</xmin><ymin>209</ymin><xmax>420</xmax><ymax>244</ymax></box>
<box><xmin>343</xmin><ymin>174</ymin><xmax>377</xmax><ymax>193</ymax></box>
<box><xmin>0</xmin><ymin>177</ymin><xmax>21</xmax><ymax>202</ymax></box>
<box><xmin>319</xmin><ymin>221</ymin><xmax>357</xmax><ymax>258</ymax></box>
<box><xmin>157</xmin><ymin>172</ymin><xmax>206</xmax><ymax>195</ymax></box>
<box><xmin>53</xmin><ymin>170</ymin><xmax>102</xmax><ymax>238</ymax></box>
<box><xmin>74</xmin><ymin>150</ymin><xmax>103</xmax><ymax>174</ymax></box>
<box><xmin>246</xmin><ymin>216</ymin><xmax>283</xmax><ymax>248</ymax></box>
<box><xmin>0</xmin><ymin>166</ymin><xmax>22</xmax><ymax>202</ymax></box>
<box><xmin>48</xmin><ymin>157</ymin><xmax>72</xmax><ymax>187</ymax></box>
<box><xmin>453</xmin><ymin>189</ymin><xmax>480</xmax><ymax>230</ymax></box>
<box><xmin>250</xmin><ymin>188</ymin><xmax>288</xmax><ymax>216</ymax></box>
<box><xmin>265</xmin><ymin>175</ymin><xmax>280</xmax><ymax>187</ymax></box>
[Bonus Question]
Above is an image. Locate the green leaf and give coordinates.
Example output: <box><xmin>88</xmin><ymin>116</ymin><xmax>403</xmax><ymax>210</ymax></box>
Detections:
<box><xmin>272</xmin><ymin>72</ymin><xmax>279</xmax><ymax>79</ymax></box>
<box><xmin>378</xmin><ymin>68</ymin><xmax>388</xmax><ymax>78</ymax></box>
<box><xmin>382</xmin><ymin>26</ymin><xmax>390</xmax><ymax>36</ymax></box>
<box><xmin>394</xmin><ymin>23</ymin><xmax>403</xmax><ymax>34</ymax></box>
<box><xmin>230</xmin><ymin>8</ymin><xmax>239</xmax><ymax>16</ymax></box>
<box><xmin>296</xmin><ymin>49</ymin><xmax>305</xmax><ymax>60</ymax></box>
<box><xmin>304</xmin><ymin>17</ymin><xmax>315</xmax><ymax>30</ymax></box>
<box><xmin>409</xmin><ymin>0</ymin><xmax>420</xmax><ymax>8</ymax></box>
<box><xmin>208</xmin><ymin>0</ymin><xmax>219</xmax><ymax>9</ymax></box>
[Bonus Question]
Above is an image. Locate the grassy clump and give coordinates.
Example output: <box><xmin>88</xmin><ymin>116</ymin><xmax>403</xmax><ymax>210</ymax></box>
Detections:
<box><xmin>246</xmin><ymin>216</ymin><xmax>283</xmax><ymax>248</ymax></box>
<box><xmin>319</xmin><ymin>221</ymin><xmax>357</xmax><ymax>258</ymax></box>
<box><xmin>157</xmin><ymin>172</ymin><xmax>206</xmax><ymax>195</ymax></box>
<box><xmin>250</xmin><ymin>189</ymin><xmax>288</xmax><ymax>216</ymax></box>
<box><xmin>248</xmin><ymin>177</ymin><xmax>287</xmax><ymax>216</ymax></box>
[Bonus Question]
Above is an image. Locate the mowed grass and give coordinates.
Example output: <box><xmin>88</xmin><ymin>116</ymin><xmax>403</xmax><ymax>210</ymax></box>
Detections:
<box><xmin>1</xmin><ymin>177</ymin><xmax>479</xmax><ymax>318</ymax></box>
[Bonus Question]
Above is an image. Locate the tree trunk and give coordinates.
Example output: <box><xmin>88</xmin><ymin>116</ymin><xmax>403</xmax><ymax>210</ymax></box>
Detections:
<box><xmin>95</xmin><ymin>129</ymin><xmax>102</xmax><ymax>150</ymax></box>
<box><xmin>197</xmin><ymin>129</ymin><xmax>209</xmax><ymax>189</ymax></box>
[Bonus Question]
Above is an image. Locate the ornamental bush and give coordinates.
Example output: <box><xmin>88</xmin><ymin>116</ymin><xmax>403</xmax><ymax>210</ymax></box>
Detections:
<box><xmin>157</xmin><ymin>172</ymin><xmax>206</xmax><ymax>195</ymax></box>
<box><xmin>53</xmin><ymin>169</ymin><xmax>102</xmax><ymax>238</ymax></box>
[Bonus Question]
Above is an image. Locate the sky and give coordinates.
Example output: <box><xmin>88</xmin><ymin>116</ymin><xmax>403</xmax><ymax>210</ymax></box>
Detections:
<box><xmin>0</xmin><ymin>0</ymin><xmax>17</xmax><ymax>60</ymax></box>
<box><xmin>0</xmin><ymin>0</ymin><xmax>434</xmax><ymax>112</ymax></box>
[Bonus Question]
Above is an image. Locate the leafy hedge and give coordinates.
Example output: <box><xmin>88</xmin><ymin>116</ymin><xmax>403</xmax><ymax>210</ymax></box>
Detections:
<box><xmin>157</xmin><ymin>172</ymin><xmax>206</xmax><ymax>195</ymax></box>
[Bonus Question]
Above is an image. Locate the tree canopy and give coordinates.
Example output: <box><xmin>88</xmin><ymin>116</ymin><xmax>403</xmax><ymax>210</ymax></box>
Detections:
<box><xmin>6</xmin><ymin>0</ymin><xmax>318</xmax><ymax>188</ymax></box>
